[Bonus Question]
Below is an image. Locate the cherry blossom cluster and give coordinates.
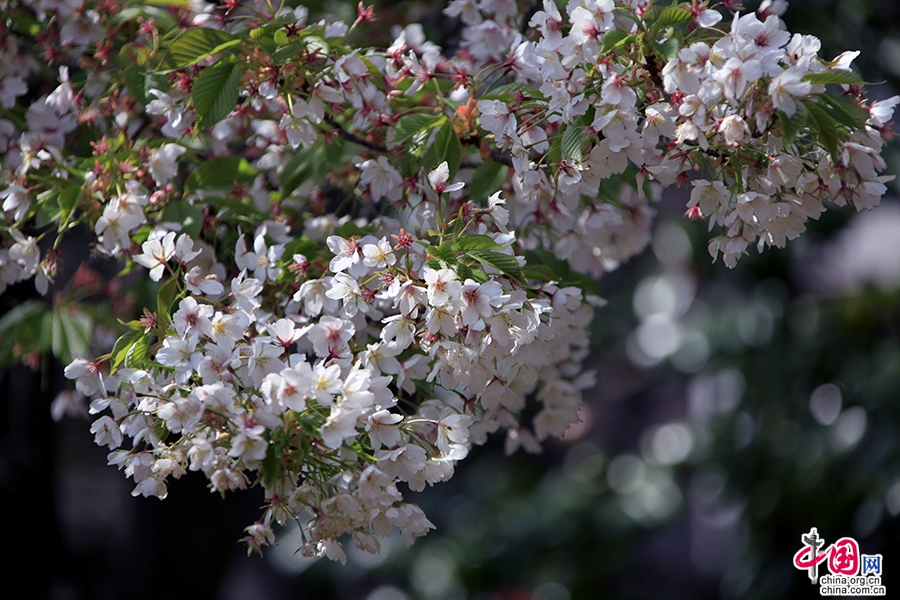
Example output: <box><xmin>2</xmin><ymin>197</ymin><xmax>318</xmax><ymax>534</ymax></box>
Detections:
<box><xmin>0</xmin><ymin>0</ymin><xmax>893</xmax><ymax>560</ymax></box>
<box><xmin>66</xmin><ymin>163</ymin><xmax>595</xmax><ymax>560</ymax></box>
<box><xmin>457</xmin><ymin>0</ymin><xmax>896</xmax><ymax>268</ymax></box>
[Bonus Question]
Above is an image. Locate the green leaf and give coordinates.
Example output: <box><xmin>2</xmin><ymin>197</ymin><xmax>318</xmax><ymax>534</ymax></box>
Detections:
<box><xmin>602</xmin><ymin>31</ymin><xmax>639</xmax><ymax>54</ymax></box>
<box><xmin>524</xmin><ymin>249</ymin><xmax>601</xmax><ymax>296</ymax></box>
<box><xmin>547</xmin><ymin>125</ymin><xmax>563</xmax><ymax>165</ymax></box>
<box><xmin>428</xmin><ymin>243</ymin><xmax>458</xmax><ymax>265</ymax></box>
<box><xmin>779</xmin><ymin>102</ymin><xmax>809</xmax><ymax>145</ymax></box>
<box><xmin>323</xmin><ymin>136</ymin><xmax>345</xmax><ymax>167</ymax></box>
<box><xmin>561</xmin><ymin>122</ymin><xmax>585</xmax><ymax>162</ymax></box>
<box><xmin>802</xmin><ymin>69</ymin><xmax>864</xmax><ymax>86</ymax></box>
<box><xmin>601</xmin><ymin>30</ymin><xmax>629</xmax><ymax>54</ymax></box>
<box><xmin>249</xmin><ymin>14</ymin><xmax>297</xmax><ymax>39</ymax></box>
<box><xmin>272</xmin><ymin>41</ymin><xmax>305</xmax><ymax>65</ymax></box>
<box><xmin>653</xmin><ymin>7</ymin><xmax>693</xmax><ymax>29</ymax></box>
<box><xmin>157</xmin><ymin>276</ymin><xmax>179</xmax><ymax>327</ymax></box>
<box><xmin>815</xmin><ymin>93</ymin><xmax>869</xmax><ymax>129</ymax></box>
<box><xmin>124</xmin><ymin>64</ymin><xmax>148</xmax><ymax>105</ymax></box>
<box><xmin>184</xmin><ymin>155</ymin><xmax>259</xmax><ymax>193</ymax></box>
<box><xmin>469</xmin><ymin>160</ymin><xmax>507</xmax><ymax>201</ymax></box>
<box><xmin>466</xmin><ymin>250</ymin><xmax>524</xmax><ymax>282</ymax></box>
<box><xmin>261</xmin><ymin>443</ymin><xmax>282</xmax><ymax>490</ymax></box>
<box><xmin>393</xmin><ymin>113</ymin><xmax>442</xmax><ymax>145</ymax></box>
<box><xmin>110</xmin><ymin>330</ymin><xmax>142</xmax><ymax>371</ymax></box>
<box><xmin>805</xmin><ymin>101</ymin><xmax>842</xmax><ymax>158</ymax></box>
<box><xmin>51</xmin><ymin>311</ymin><xmax>67</xmax><ymax>361</ymax></box>
<box><xmin>655</xmin><ymin>37</ymin><xmax>680</xmax><ymax>63</ymax></box>
<box><xmin>456</xmin><ymin>263</ymin><xmax>489</xmax><ymax>283</ymax></box>
<box><xmin>280</xmin><ymin>141</ymin><xmax>320</xmax><ymax>196</ymax></box>
<box><xmin>57</xmin><ymin>185</ymin><xmax>81</xmax><ymax>230</ymax></box>
<box><xmin>205</xmin><ymin>195</ymin><xmax>266</xmax><ymax>218</ymax></box>
<box><xmin>338</xmin><ymin>221</ymin><xmax>376</xmax><ymax>239</ymax></box>
<box><xmin>454</xmin><ymin>234</ymin><xmax>502</xmax><ymax>252</ymax></box>
<box><xmin>480</xmin><ymin>82</ymin><xmax>521</xmax><ymax>100</ymax></box>
<box><xmin>192</xmin><ymin>58</ymin><xmax>242</xmax><ymax>130</ymax></box>
<box><xmin>51</xmin><ymin>307</ymin><xmax>92</xmax><ymax>364</ymax></box>
<box><xmin>162</xmin><ymin>201</ymin><xmax>204</xmax><ymax>238</ymax></box>
<box><xmin>0</xmin><ymin>301</ymin><xmax>46</xmax><ymax>367</ymax></box>
<box><xmin>521</xmin><ymin>265</ymin><xmax>557</xmax><ymax>282</ymax></box>
<box><xmin>63</xmin><ymin>310</ymin><xmax>92</xmax><ymax>362</ymax></box>
<box><xmin>422</xmin><ymin>120</ymin><xmax>463</xmax><ymax>177</ymax></box>
<box><xmin>284</xmin><ymin>236</ymin><xmax>319</xmax><ymax>258</ymax></box>
<box><xmin>125</xmin><ymin>335</ymin><xmax>149</xmax><ymax>368</ymax></box>
<box><xmin>163</xmin><ymin>28</ymin><xmax>240</xmax><ymax>70</ymax></box>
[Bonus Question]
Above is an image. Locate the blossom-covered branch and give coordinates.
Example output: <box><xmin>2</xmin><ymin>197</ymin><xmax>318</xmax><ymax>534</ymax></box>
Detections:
<box><xmin>0</xmin><ymin>0</ymin><xmax>894</xmax><ymax>562</ymax></box>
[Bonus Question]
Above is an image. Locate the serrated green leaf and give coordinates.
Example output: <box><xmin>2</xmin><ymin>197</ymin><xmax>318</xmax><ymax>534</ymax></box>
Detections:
<box><xmin>469</xmin><ymin>160</ymin><xmax>507</xmax><ymax>201</ymax></box>
<box><xmin>815</xmin><ymin>93</ymin><xmax>869</xmax><ymax>129</ymax></box>
<box><xmin>466</xmin><ymin>250</ymin><xmax>523</xmax><ymax>282</ymax></box>
<box><xmin>561</xmin><ymin>123</ymin><xmax>585</xmax><ymax>162</ymax></box>
<box><xmin>125</xmin><ymin>335</ymin><xmax>149</xmax><ymax>368</ymax></box>
<box><xmin>393</xmin><ymin>113</ymin><xmax>442</xmax><ymax>145</ymax></box>
<box><xmin>456</xmin><ymin>263</ymin><xmax>489</xmax><ymax>283</ymax></box>
<box><xmin>806</xmin><ymin>101</ymin><xmax>842</xmax><ymax>158</ymax></box>
<box><xmin>802</xmin><ymin>69</ymin><xmax>864</xmax><ymax>86</ymax></box>
<box><xmin>111</xmin><ymin>329</ymin><xmax>142</xmax><ymax>371</ymax></box>
<box><xmin>123</xmin><ymin>64</ymin><xmax>147</xmax><ymax>105</ymax></box>
<box><xmin>429</xmin><ymin>243</ymin><xmax>458</xmax><ymax>265</ymax></box>
<box><xmin>192</xmin><ymin>58</ymin><xmax>242</xmax><ymax>130</ymax></box>
<box><xmin>422</xmin><ymin>120</ymin><xmax>462</xmax><ymax>178</ymax></box>
<box><xmin>162</xmin><ymin>201</ymin><xmax>204</xmax><ymax>238</ymax></box>
<box><xmin>653</xmin><ymin>6</ymin><xmax>693</xmax><ymax>29</ymax></box>
<box><xmin>163</xmin><ymin>28</ymin><xmax>240</xmax><ymax>70</ymax></box>
<box><xmin>454</xmin><ymin>234</ymin><xmax>502</xmax><ymax>252</ymax></box>
<box><xmin>521</xmin><ymin>265</ymin><xmax>557</xmax><ymax>282</ymax></box>
<box><xmin>779</xmin><ymin>102</ymin><xmax>809</xmax><ymax>144</ymax></box>
<box><xmin>184</xmin><ymin>155</ymin><xmax>259</xmax><ymax>193</ymax></box>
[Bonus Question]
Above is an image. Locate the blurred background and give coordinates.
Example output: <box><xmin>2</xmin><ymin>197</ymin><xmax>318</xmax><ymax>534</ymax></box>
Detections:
<box><xmin>2</xmin><ymin>1</ymin><xmax>900</xmax><ymax>599</ymax></box>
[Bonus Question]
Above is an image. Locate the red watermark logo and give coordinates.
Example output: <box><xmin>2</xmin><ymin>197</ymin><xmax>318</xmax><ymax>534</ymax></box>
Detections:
<box><xmin>793</xmin><ymin>528</ymin><xmax>885</xmax><ymax>596</ymax></box>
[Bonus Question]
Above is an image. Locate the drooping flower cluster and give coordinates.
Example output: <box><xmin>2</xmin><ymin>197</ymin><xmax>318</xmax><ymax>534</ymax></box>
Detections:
<box><xmin>0</xmin><ymin>0</ymin><xmax>894</xmax><ymax>560</ymax></box>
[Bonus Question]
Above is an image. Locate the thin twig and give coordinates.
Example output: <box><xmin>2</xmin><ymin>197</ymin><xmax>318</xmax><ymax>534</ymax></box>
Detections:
<box><xmin>323</xmin><ymin>114</ymin><xmax>388</xmax><ymax>153</ymax></box>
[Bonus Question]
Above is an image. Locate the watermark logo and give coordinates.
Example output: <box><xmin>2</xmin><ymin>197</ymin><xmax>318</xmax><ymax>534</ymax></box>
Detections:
<box><xmin>793</xmin><ymin>527</ymin><xmax>886</xmax><ymax>596</ymax></box>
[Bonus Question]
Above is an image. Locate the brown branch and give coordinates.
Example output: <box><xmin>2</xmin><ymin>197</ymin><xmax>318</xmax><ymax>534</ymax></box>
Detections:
<box><xmin>323</xmin><ymin>114</ymin><xmax>388</xmax><ymax>153</ymax></box>
<box><xmin>519</xmin><ymin>0</ymin><xmax>539</xmax><ymax>35</ymax></box>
